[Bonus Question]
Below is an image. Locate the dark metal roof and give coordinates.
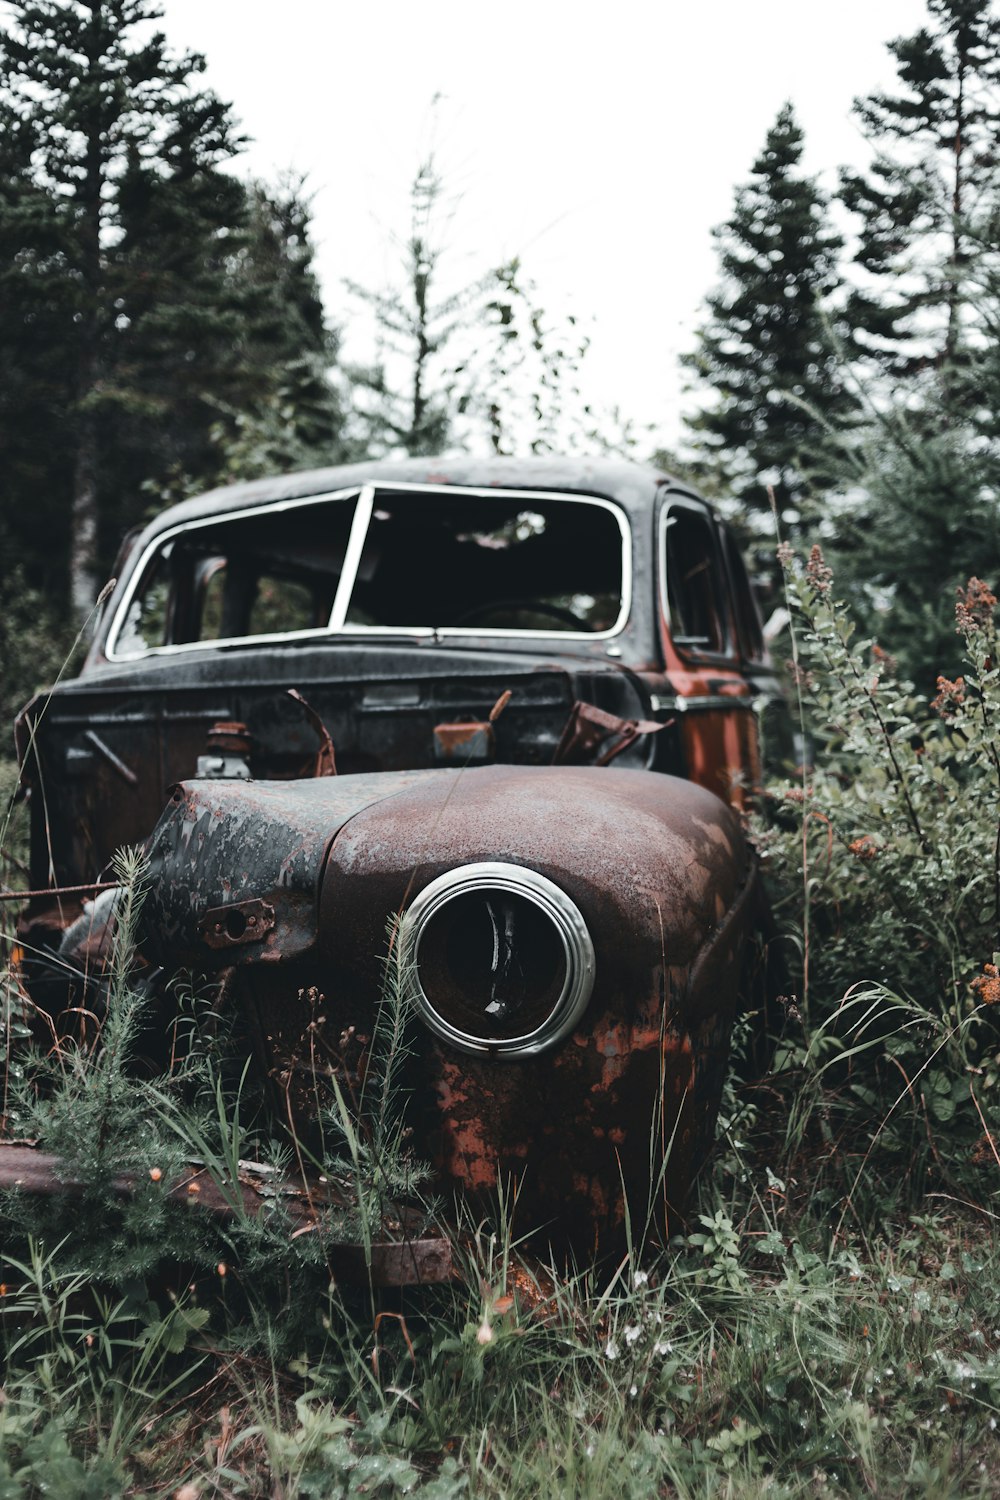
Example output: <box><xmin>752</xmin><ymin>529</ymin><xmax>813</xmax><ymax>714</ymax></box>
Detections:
<box><xmin>141</xmin><ymin>454</ymin><xmax>687</xmax><ymax>537</ymax></box>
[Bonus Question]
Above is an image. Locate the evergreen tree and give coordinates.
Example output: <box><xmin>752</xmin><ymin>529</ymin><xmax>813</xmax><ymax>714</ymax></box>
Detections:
<box><xmin>346</xmin><ymin>155</ymin><xmax>482</xmax><ymax>456</ymax></box>
<box><xmin>684</xmin><ymin>103</ymin><xmax>848</xmax><ymax>527</ymax></box>
<box><xmin>0</xmin><ymin>0</ymin><xmax>249</xmax><ymax>611</ymax></box>
<box><xmin>0</xmin><ymin>85</ymin><xmax>77</xmax><ymax>600</ymax></box>
<box><xmin>117</xmin><ymin>176</ymin><xmax>350</xmax><ymax>494</ymax></box>
<box><xmin>0</xmin><ymin>1</ymin><xmax>348</xmax><ymax>616</ymax></box>
<box><xmin>839</xmin><ymin>0</ymin><xmax>1000</xmax><ymax>385</ymax></box>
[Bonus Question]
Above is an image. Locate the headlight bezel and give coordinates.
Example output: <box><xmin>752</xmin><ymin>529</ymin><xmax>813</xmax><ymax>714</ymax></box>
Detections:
<box><xmin>399</xmin><ymin>860</ymin><xmax>596</xmax><ymax>1058</ymax></box>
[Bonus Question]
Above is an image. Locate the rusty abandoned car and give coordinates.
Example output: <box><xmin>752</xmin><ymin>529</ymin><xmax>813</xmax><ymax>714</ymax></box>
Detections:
<box><xmin>9</xmin><ymin>457</ymin><xmax>782</xmax><ymax>1268</ymax></box>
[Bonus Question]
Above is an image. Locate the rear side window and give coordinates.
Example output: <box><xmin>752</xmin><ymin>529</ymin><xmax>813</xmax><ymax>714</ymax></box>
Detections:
<box><xmin>722</xmin><ymin>527</ymin><xmax>766</xmax><ymax>662</ymax></box>
<box><xmin>114</xmin><ymin>493</ymin><xmax>358</xmax><ymax>654</ymax></box>
<box><xmin>661</xmin><ymin>502</ymin><xmax>731</xmax><ymax>656</ymax></box>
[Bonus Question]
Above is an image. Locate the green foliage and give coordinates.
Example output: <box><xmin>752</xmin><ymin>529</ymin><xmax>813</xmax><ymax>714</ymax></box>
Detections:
<box><xmin>684</xmin><ymin>102</ymin><xmax>850</xmax><ymax>526</ymax></box>
<box><xmin>759</xmin><ymin>547</ymin><xmax>1000</xmax><ymax>1165</ymax></box>
<box><xmin>345</xmin><ymin>150</ymin><xmax>596</xmax><ymax>460</ymax></box>
<box><xmin>0</xmin><ymin>1</ymin><xmax>349</xmax><ymax>613</ymax></box>
<box><xmin>839</xmin><ymin>0</ymin><xmax>1000</xmax><ymax>381</ymax></box>
<box><xmin>345</xmin><ymin>153</ymin><xmax>482</xmax><ymax>456</ymax></box>
<box><xmin>825</xmin><ymin>405</ymin><xmax>1000</xmax><ymax>687</ymax></box>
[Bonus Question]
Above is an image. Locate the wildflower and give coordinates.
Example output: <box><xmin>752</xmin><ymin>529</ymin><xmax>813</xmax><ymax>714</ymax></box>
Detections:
<box><xmin>633</xmin><ymin>1268</ymin><xmax>649</xmax><ymax>1288</ymax></box>
<box><xmin>972</xmin><ymin>964</ymin><xmax>1000</xmax><ymax>1006</ymax></box>
<box><xmin>871</xmin><ymin>643</ymin><xmax>898</xmax><ymax>676</ymax></box>
<box><xmin>625</xmin><ymin>1324</ymin><xmax>642</xmax><ymax>1346</ymax></box>
<box><xmin>186</xmin><ymin>1181</ymin><xmax>201</xmax><ymax>1195</ymax></box>
<box><xmin>605</xmin><ymin>1338</ymin><xmax>619</xmax><ymax>1360</ymax></box>
<box><xmin>955</xmin><ymin>578</ymin><xmax>997</xmax><ymax>634</ymax></box>
<box><xmin>930</xmin><ymin>676</ymin><xmax>965</xmax><ymax>718</ymax></box>
<box><xmin>971</xmin><ymin>1133</ymin><xmax>997</xmax><ymax>1166</ymax></box>
<box><xmin>776</xmin><ymin>541</ymin><xmax>794</xmax><ymax>569</ymax></box>
<box><xmin>476</xmin><ymin>1315</ymin><xmax>493</xmax><ymax>1346</ymax></box>
<box><xmin>654</xmin><ymin>1339</ymin><xmax>673</xmax><ymax>1357</ymax></box>
<box><xmin>149</xmin><ymin>1166</ymin><xmax>163</xmax><ymax>1182</ymax></box>
<box><xmin>217</xmin><ymin>1262</ymin><xmax>228</xmax><ymax>1279</ymax></box>
<box><xmin>849</xmin><ymin>836</ymin><xmax>879</xmax><ymax>862</ymax></box>
<box><xmin>805</xmin><ymin>544</ymin><xmax>833</xmax><ymax>595</ymax></box>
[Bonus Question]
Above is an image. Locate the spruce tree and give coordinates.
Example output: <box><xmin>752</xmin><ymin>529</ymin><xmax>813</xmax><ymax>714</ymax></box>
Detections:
<box><xmin>684</xmin><ymin>103</ymin><xmax>847</xmax><ymax>527</ymax></box>
<box><xmin>206</xmin><ymin>181</ymin><xmax>354</xmax><ymax>480</ymax></box>
<box><xmin>0</xmin><ymin>0</ymin><xmax>251</xmax><ymax>611</ymax></box>
<box><xmin>824</xmin><ymin>1</ymin><xmax>1000</xmax><ymax>685</ymax></box>
<box><xmin>839</xmin><ymin>0</ymin><xmax>1000</xmax><ymax>386</ymax></box>
<box><xmin>0</xmin><ymin>1</ymin><xmax>349</xmax><ymax>616</ymax></box>
<box><xmin>346</xmin><ymin>155</ymin><xmax>479</xmax><ymax>456</ymax></box>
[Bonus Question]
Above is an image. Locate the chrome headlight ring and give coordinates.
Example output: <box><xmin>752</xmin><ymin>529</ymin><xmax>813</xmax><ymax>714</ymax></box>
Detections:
<box><xmin>399</xmin><ymin>861</ymin><xmax>596</xmax><ymax>1058</ymax></box>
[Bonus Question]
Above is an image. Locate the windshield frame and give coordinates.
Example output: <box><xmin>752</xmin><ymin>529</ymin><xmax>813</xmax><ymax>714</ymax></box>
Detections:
<box><xmin>105</xmin><ymin>481</ymin><xmax>632</xmax><ymax>661</ymax></box>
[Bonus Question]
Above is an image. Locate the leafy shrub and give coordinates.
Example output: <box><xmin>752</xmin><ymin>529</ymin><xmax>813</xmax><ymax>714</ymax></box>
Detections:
<box><xmin>757</xmin><ymin>548</ymin><xmax>1000</xmax><ymax>1172</ymax></box>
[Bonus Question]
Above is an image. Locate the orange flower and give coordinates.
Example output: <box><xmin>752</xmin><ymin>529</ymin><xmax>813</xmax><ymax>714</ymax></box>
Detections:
<box><xmin>930</xmin><ymin>676</ymin><xmax>965</xmax><ymax>717</ymax></box>
<box><xmin>956</xmin><ymin>578</ymin><xmax>997</xmax><ymax>634</ymax></box>
<box><xmin>806</xmin><ymin>544</ymin><xmax>833</xmax><ymax>595</ymax></box>
<box><xmin>849</xmin><ymin>836</ymin><xmax>879</xmax><ymax>861</ymax></box>
<box><xmin>972</xmin><ymin>964</ymin><xmax>1000</xmax><ymax>1006</ymax></box>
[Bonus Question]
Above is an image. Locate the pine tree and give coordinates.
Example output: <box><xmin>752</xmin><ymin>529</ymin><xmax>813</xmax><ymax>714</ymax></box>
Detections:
<box><xmin>346</xmin><ymin>153</ymin><xmax>598</xmax><ymax>459</ymax></box>
<box><xmin>346</xmin><ymin>155</ymin><xmax>483</xmax><ymax>456</ymax></box>
<box><xmin>0</xmin><ymin>87</ymin><xmax>78</xmax><ymax>599</ymax></box>
<box><xmin>0</xmin><ymin>1</ymin><xmax>349</xmax><ymax>616</ymax></box>
<box><xmin>205</xmin><ymin>181</ymin><xmax>354</xmax><ymax>480</ymax></box>
<box><xmin>684</xmin><ymin>103</ymin><xmax>848</xmax><ymax>527</ymax></box>
<box><xmin>0</xmin><ymin>0</ymin><xmax>250</xmax><ymax>611</ymax></box>
<box><xmin>839</xmin><ymin>0</ymin><xmax>1000</xmax><ymax>386</ymax></box>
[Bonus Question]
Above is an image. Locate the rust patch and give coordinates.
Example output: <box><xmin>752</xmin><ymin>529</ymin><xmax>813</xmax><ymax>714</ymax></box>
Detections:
<box><xmin>199</xmin><ymin>897</ymin><xmax>275</xmax><ymax>950</ymax></box>
<box><xmin>433</xmin><ymin>721</ymin><xmax>495</xmax><ymax>762</ymax></box>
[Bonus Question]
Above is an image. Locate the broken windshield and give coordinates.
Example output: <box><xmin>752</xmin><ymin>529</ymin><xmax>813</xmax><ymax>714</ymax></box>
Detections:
<box><xmin>345</xmin><ymin>489</ymin><xmax>625</xmax><ymax>635</ymax></box>
<box><xmin>109</xmin><ymin>485</ymin><xmax>628</xmax><ymax>656</ymax></box>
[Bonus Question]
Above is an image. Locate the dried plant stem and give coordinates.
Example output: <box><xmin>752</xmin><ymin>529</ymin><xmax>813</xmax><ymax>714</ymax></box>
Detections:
<box><xmin>769</xmin><ymin>486</ymin><xmax>810</xmax><ymax>1014</ymax></box>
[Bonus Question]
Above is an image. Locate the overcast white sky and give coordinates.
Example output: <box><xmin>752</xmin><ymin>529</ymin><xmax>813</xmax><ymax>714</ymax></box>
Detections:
<box><xmin>160</xmin><ymin>0</ymin><xmax>931</xmax><ymax>450</ymax></box>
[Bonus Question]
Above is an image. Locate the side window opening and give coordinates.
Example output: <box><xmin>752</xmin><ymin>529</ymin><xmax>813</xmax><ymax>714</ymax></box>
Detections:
<box><xmin>662</xmin><ymin>503</ymin><xmax>731</xmax><ymax>656</ymax></box>
<box><xmin>721</xmin><ymin>528</ymin><xmax>766</xmax><ymax>663</ymax></box>
<box><xmin>115</xmin><ymin>495</ymin><xmax>358</xmax><ymax>653</ymax></box>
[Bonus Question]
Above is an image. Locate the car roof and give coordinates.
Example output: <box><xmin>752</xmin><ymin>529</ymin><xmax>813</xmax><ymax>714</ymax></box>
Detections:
<box><xmin>142</xmin><ymin>455</ymin><xmax>690</xmax><ymax>538</ymax></box>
